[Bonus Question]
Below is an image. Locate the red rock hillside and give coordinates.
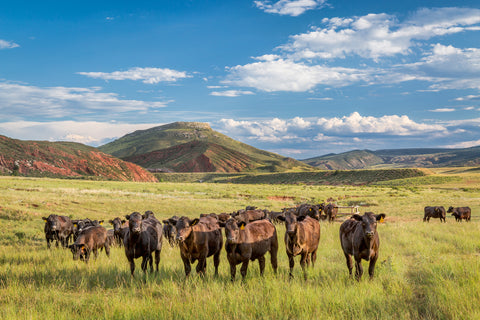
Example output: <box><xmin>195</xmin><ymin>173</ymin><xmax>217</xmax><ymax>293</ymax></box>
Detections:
<box><xmin>0</xmin><ymin>135</ymin><xmax>157</xmax><ymax>182</ymax></box>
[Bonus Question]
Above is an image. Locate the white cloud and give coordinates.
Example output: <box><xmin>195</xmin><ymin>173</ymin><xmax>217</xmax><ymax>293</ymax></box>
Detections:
<box><xmin>0</xmin><ymin>82</ymin><xmax>169</xmax><ymax>119</ymax></box>
<box><xmin>0</xmin><ymin>121</ymin><xmax>161</xmax><ymax>146</ymax></box>
<box><xmin>443</xmin><ymin>139</ymin><xmax>480</xmax><ymax>149</ymax></box>
<box><xmin>77</xmin><ymin>67</ymin><xmax>192</xmax><ymax>84</ymax></box>
<box><xmin>456</xmin><ymin>95</ymin><xmax>480</xmax><ymax>101</ymax></box>
<box><xmin>210</xmin><ymin>90</ymin><xmax>255</xmax><ymax>97</ymax></box>
<box><xmin>429</xmin><ymin>108</ymin><xmax>455</xmax><ymax>112</ymax></box>
<box><xmin>254</xmin><ymin>0</ymin><xmax>327</xmax><ymax>17</ymax></box>
<box><xmin>0</xmin><ymin>39</ymin><xmax>19</xmax><ymax>49</ymax></box>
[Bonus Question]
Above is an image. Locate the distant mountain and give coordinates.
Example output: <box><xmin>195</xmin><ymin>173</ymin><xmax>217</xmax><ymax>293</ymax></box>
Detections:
<box><xmin>302</xmin><ymin>147</ymin><xmax>480</xmax><ymax>170</ymax></box>
<box><xmin>0</xmin><ymin>135</ymin><xmax>157</xmax><ymax>182</ymax></box>
<box><xmin>99</xmin><ymin>122</ymin><xmax>312</xmax><ymax>173</ymax></box>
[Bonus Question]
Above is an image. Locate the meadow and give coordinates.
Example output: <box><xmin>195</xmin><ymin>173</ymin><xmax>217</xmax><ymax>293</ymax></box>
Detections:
<box><xmin>0</xmin><ymin>169</ymin><xmax>479</xmax><ymax>319</ymax></box>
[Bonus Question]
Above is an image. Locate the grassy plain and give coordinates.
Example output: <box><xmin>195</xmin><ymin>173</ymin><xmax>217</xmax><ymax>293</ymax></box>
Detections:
<box><xmin>0</xmin><ymin>169</ymin><xmax>479</xmax><ymax>319</ymax></box>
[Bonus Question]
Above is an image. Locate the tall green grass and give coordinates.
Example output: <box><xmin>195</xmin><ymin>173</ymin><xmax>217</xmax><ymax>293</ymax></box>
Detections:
<box><xmin>0</xmin><ymin>176</ymin><xmax>479</xmax><ymax>319</ymax></box>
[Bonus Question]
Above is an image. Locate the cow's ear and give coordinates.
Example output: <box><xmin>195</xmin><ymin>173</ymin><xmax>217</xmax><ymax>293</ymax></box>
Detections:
<box><xmin>237</xmin><ymin>221</ymin><xmax>246</xmax><ymax>230</ymax></box>
<box><xmin>218</xmin><ymin>221</ymin><xmax>226</xmax><ymax>228</ymax></box>
<box><xmin>352</xmin><ymin>214</ymin><xmax>363</xmax><ymax>221</ymax></box>
<box><xmin>121</xmin><ymin>220</ymin><xmax>126</xmax><ymax>224</ymax></box>
<box><xmin>190</xmin><ymin>218</ymin><xmax>199</xmax><ymax>226</ymax></box>
<box><xmin>68</xmin><ymin>244</ymin><xmax>74</xmax><ymax>249</ymax></box>
<box><xmin>376</xmin><ymin>214</ymin><xmax>386</xmax><ymax>222</ymax></box>
<box><xmin>125</xmin><ymin>215</ymin><xmax>130</xmax><ymax>220</ymax></box>
<box><xmin>277</xmin><ymin>215</ymin><xmax>286</xmax><ymax>221</ymax></box>
<box><xmin>297</xmin><ymin>215</ymin><xmax>307</xmax><ymax>222</ymax></box>
<box><xmin>162</xmin><ymin>220</ymin><xmax>169</xmax><ymax>224</ymax></box>
<box><xmin>42</xmin><ymin>217</ymin><xmax>47</xmax><ymax>221</ymax></box>
<box><xmin>108</xmin><ymin>220</ymin><xmax>114</xmax><ymax>225</ymax></box>
<box><xmin>98</xmin><ymin>220</ymin><xmax>104</xmax><ymax>225</ymax></box>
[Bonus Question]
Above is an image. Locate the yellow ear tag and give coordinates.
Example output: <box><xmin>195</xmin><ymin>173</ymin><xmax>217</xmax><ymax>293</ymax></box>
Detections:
<box><xmin>100</xmin><ymin>222</ymin><xmax>103</xmax><ymax>225</ymax></box>
<box><xmin>240</xmin><ymin>225</ymin><xmax>245</xmax><ymax>230</ymax></box>
<box><xmin>380</xmin><ymin>217</ymin><xmax>385</xmax><ymax>223</ymax></box>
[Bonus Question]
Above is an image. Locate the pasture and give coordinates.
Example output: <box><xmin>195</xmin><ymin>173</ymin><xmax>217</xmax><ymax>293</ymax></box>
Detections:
<box><xmin>0</xmin><ymin>171</ymin><xmax>479</xmax><ymax>319</ymax></box>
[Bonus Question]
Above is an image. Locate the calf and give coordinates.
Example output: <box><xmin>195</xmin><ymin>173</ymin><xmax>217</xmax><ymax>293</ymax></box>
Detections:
<box><xmin>278</xmin><ymin>212</ymin><xmax>320</xmax><ymax>280</ymax></box>
<box><xmin>42</xmin><ymin>214</ymin><xmax>74</xmax><ymax>248</ymax></box>
<box><xmin>124</xmin><ymin>212</ymin><xmax>163</xmax><ymax>276</ymax></box>
<box><xmin>324</xmin><ymin>203</ymin><xmax>338</xmax><ymax>222</ymax></box>
<box><xmin>109</xmin><ymin>217</ymin><xmax>129</xmax><ymax>246</ymax></box>
<box><xmin>222</xmin><ymin>218</ymin><xmax>278</xmax><ymax>281</ymax></box>
<box><xmin>68</xmin><ymin>225</ymin><xmax>110</xmax><ymax>263</ymax></box>
<box><xmin>339</xmin><ymin>212</ymin><xmax>386</xmax><ymax>280</ymax></box>
<box><xmin>175</xmin><ymin>216</ymin><xmax>223</xmax><ymax>277</ymax></box>
<box><xmin>423</xmin><ymin>206</ymin><xmax>446</xmax><ymax>222</ymax></box>
<box><xmin>72</xmin><ymin>218</ymin><xmax>104</xmax><ymax>241</ymax></box>
<box><xmin>448</xmin><ymin>206</ymin><xmax>471</xmax><ymax>222</ymax></box>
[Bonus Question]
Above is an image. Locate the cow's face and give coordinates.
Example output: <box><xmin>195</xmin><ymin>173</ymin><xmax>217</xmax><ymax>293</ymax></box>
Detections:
<box><xmin>352</xmin><ymin>212</ymin><xmax>385</xmax><ymax>240</ymax></box>
<box><xmin>175</xmin><ymin>217</ymin><xmax>198</xmax><ymax>242</ymax></box>
<box><xmin>126</xmin><ymin>212</ymin><xmax>143</xmax><ymax>235</ymax></box>
<box><xmin>42</xmin><ymin>215</ymin><xmax>59</xmax><ymax>232</ymax></box>
<box><xmin>224</xmin><ymin>219</ymin><xmax>244</xmax><ymax>244</ymax></box>
<box><xmin>69</xmin><ymin>244</ymin><xmax>87</xmax><ymax>261</ymax></box>
<box><xmin>447</xmin><ymin>206</ymin><xmax>454</xmax><ymax>213</ymax></box>
<box><xmin>278</xmin><ymin>212</ymin><xmax>303</xmax><ymax>238</ymax></box>
<box><xmin>110</xmin><ymin>218</ymin><xmax>125</xmax><ymax>232</ymax></box>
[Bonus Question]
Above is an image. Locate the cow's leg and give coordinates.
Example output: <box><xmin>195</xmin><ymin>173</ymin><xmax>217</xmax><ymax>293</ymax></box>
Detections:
<box><xmin>368</xmin><ymin>254</ymin><xmax>378</xmax><ymax>279</ymax></box>
<box><xmin>270</xmin><ymin>248</ymin><xmax>278</xmax><ymax>275</ymax></box>
<box><xmin>300</xmin><ymin>252</ymin><xmax>308</xmax><ymax>280</ymax></box>
<box><xmin>213</xmin><ymin>251</ymin><xmax>220</xmax><ymax>277</ymax></box>
<box><xmin>230</xmin><ymin>262</ymin><xmax>237</xmax><ymax>282</ymax></box>
<box><xmin>196</xmin><ymin>259</ymin><xmax>206</xmax><ymax>276</ymax></box>
<box><xmin>181</xmin><ymin>256</ymin><xmax>191</xmax><ymax>277</ymax></box>
<box><xmin>288</xmin><ymin>254</ymin><xmax>295</xmax><ymax>279</ymax></box>
<box><xmin>93</xmin><ymin>249</ymin><xmax>98</xmax><ymax>259</ymax></box>
<box><xmin>46</xmin><ymin>237</ymin><xmax>51</xmax><ymax>249</ymax></box>
<box><xmin>141</xmin><ymin>256</ymin><xmax>148</xmax><ymax>273</ymax></box>
<box><xmin>258</xmin><ymin>255</ymin><xmax>266</xmax><ymax>276</ymax></box>
<box><xmin>154</xmin><ymin>250</ymin><xmax>160</xmax><ymax>272</ymax></box>
<box><xmin>344</xmin><ymin>253</ymin><xmax>353</xmax><ymax>277</ymax></box>
<box><xmin>104</xmin><ymin>243</ymin><xmax>110</xmax><ymax>257</ymax></box>
<box><xmin>149</xmin><ymin>253</ymin><xmax>154</xmax><ymax>273</ymax></box>
<box><xmin>355</xmin><ymin>258</ymin><xmax>363</xmax><ymax>281</ymax></box>
<box><xmin>128</xmin><ymin>258</ymin><xmax>135</xmax><ymax>276</ymax></box>
<box><xmin>311</xmin><ymin>250</ymin><xmax>317</xmax><ymax>268</ymax></box>
<box><xmin>240</xmin><ymin>260</ymin><xmax>249</xmax><ymax>280</ymax></box>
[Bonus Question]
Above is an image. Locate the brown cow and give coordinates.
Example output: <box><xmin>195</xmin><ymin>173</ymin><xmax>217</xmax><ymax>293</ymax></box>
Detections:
<box><xmin>68</xmin><ymin>225</ymin><xmax>110</xmax><ymax>263</ymax></box>
<box><xmin>447</xmin><ymin>206</ymin><xmax>471</xmax><ymax>222</ymax></box>
<box><xmin>324</xmin><ymin>203</ymin><xmax>338</xmax><ymax>222</ymax></box>
<box><xmin>124</xmin><ymin>212</ymin><xmax>163</xmax><ymax>276</ymax></box>
<box><xmin>42</xmin><ymin>214</ymin><xmax>74</xmax><ymax>248</ymax></box>
<box><xmin>339</xmin><ymin>212</ymin><xmax>386</xmax><ymax>280</ymax></box>
<box><xmin>278</xmin><ymin>212</ymin><xmax>320</xmax><ymax>280</ymax></box>
<box><xmin>222</xmin><ymin>218</ymin><xmax>278</xmax><ymax>281</ymax></box>
<box><xmin>174</xmin><ymin>216</ymin><xmax>223</xmax><ymax>277</ymax></box>
<box><xmin>423</xmin><ymin>206</ymin><xmax>446</xmax><ymax>222</ymax></box>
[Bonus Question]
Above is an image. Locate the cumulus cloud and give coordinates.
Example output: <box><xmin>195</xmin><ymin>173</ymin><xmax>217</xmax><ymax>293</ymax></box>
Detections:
<box><xmin>0</xmin><ymin>82</ymin><xmax>170</xmax><ymax>119</ymax></box>
<box><xmin>254</xmin><ymin>0</ymin><xmax>327</xmax><ymax>17</ymax></box>
<box><xmin>0</xmin><ymin>121</ymin><xmax>160</xmax><ymax>146</ymax></box>
<box><xmin>0</xmin><ymin>39</ymin><xmax>19</xmax><ymax>49</ymax></box>
<box><xmin>210</xmin><ymin>90</ymin><xmax>255</xmax><ymax>97</ymax></box>
<box><xmin>443</xmin><ymin>139</ymin><xmax>480</xmax><ymax>149</ymax></box>
<box><xmin>78</xmin><ymin>67</ymin><xmax>192</xmax><ymax>84</ymax></box>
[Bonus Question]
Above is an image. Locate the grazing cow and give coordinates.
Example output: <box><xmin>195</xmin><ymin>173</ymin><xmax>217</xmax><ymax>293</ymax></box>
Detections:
<box><xmin>324</xmin><ymin>203</ymin><xmax>338</xmax><ymax>222</ymax></box>
<box><xmin>447</xmin><ymin>206</ymin><xmax>471</xmax><ymax>222</ymax></box>
<box><xmin>423</xmin><ymin>206</ymin><xmax>446</xmax><ymax>222</ymax></box>
<box><xmin>68</xmin><ymin>225</ymin><xmax>110</xmax><ymax>263</ymax></box>
<box><xmin>109</xmin><ymin>217</ymin><xmax>129</xmax><ymax>246</ymax></box>
<box><xmin>278</xmin><ymin>212</ymin><xmax>321</xmax><ymax>280</ymax></box>
<box><xmin>72</xmin><ymin>218</ymin><xmax>104</xmax><ymax>241</ymax></box>
<box><xmin>162</xmin><ymin>216</ymin><xmax>179</xmax><ymax>247</ymax></box>
<box><xmin>42</xmin><ymin>214</ymin><xmax>74</xmax><ymax>248</ymax></box>
<box><xmin>174</xmin><ymin>216</ymin><xmax>223</xmax><ymax>277</ymax></box>
<box><xmin>222</xmin><ymin>218</ymin><xmax>278</xmax><ymax>281</ymax></box>
<box><xmin>234</xmin><ymin>210</ymin><xmax>267</xmax><ymax>224</ymax></box>
<box><xmin>339</xmin><ymin>212</ymin><xmax>386</xmax><ymax>280</ymax></box>
<box><xmin>124</xmin><ymin>212</ymin><xmax>163</xmax><ymax>276</ymax></box>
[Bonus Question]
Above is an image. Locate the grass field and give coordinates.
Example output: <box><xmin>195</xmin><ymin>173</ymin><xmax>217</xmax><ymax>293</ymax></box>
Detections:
<box><xmin>0</xmin><ymin>170</ymin><xmax>479</xmax><ymax>319</ymax></box>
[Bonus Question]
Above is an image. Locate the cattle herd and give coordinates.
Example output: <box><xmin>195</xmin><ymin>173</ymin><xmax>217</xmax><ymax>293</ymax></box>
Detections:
<box><xmin>41</xmin><ymin>202</ymin><xmax>472</xmax><ymax>281</ymax></box>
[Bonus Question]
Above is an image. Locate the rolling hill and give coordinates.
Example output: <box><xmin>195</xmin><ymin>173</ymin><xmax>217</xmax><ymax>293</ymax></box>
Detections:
<box><xmin>99</xmin><ymin>122</ymin><xmax>312</xmax><ymax>173</ymax></box>
<box><xmin>302</xmin><ymin>147</ymin><xmax>480</xmax><ymax>170</ymax></box>
<box><xmin>0</xmin><ymin>135</ymin><xmax>157</xmax><ymax>182</ymax></box>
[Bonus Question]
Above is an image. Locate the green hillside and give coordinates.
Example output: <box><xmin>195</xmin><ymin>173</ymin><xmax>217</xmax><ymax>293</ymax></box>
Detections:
<box><xmin>99</xmin><ymin>122</ymin><xmax>313</xmax><ymax>172</ymax></box>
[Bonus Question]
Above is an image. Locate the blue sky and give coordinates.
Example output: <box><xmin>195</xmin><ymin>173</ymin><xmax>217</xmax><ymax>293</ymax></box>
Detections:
<box><xmin>1</xmin><ymin>0</ymin><xmax>480</xmax><ymax>159</ymax></box>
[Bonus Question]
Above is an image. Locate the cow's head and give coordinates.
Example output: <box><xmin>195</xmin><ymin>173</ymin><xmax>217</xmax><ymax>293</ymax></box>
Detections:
<box><xmin>278</xmin><ymin>212</ymin><xmax>307</xmax><ymax>238</ymax></box>
<box><xmin>68</xmin><ymin>243</ymin><xmax>87</xmax><ymax>261</ymax></box>
<box><xmin>305</xmin><ymin>206</ymin><xmax>320</xmax><ymax>220</ymax></box>
<box><xmin>175</xmin><ymin>216</ymin><xmax>199</xmax><ymax>242</ymax></box>
<box><xmin>351</xmin><ymin>212</ymin><xmax>385</xmax><ymax>240</ymax></box>
<box><xmin>447</xmin><ymin>206</ymin><xmax>454</xmax><ymax>213</ymax></box>
<box><xmin>223</xmin><ymin>218</ymin><xmax>245</xmax><ymax>244</ymax></box>
<box><xmin>126</xmin><ymin>212</ymin><xmax>143</xmax><ymax>235</ymax></box>
<box><xmin>109</xmin><ymin>217</ymin><xmax>127</xmax><ymax>233</ymax></box>
<box><xmin>42</xmin><ymin>214</ymin><xmax>59</xmax><ymax>232</ymax></box>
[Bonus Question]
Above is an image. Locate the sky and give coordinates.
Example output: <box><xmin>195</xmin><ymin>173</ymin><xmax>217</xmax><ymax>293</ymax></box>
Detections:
<box><xmin>1</xmin><ymin>0</ymin><xmax>480</xmax><ymax>159</ymax></box>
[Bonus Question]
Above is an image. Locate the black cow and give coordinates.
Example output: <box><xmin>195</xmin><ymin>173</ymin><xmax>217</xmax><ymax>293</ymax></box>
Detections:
<box><xmin>447</xmin><ymin>206</ymin><xmax>471</xmax><ymax>222</ymax></box>
<box><xmin>124</xmin><ymin>212</ymin><xmax>163</xmax><ymax>276</ymax></box>
<box><xmin>42</xmin><ymin>214</ymin><xmax>74</xmax><ymax>248</ymax></box>
<box><xmin>423</xmin><ymin>206</ymin><xmax>446</xmax><ymax>222</ymax></box>
<box><xmin>339</xmin><ymin>212</ymin><xmax>386</xmax><ymax>280</ymax></box>
<box><xmin>109</xmin><ymin>217</ymin><xmax>129</xmax><ymax>246</ymax></box>
<box><xmin>162</xmin><ymin>216</ymin><xmax>179</xmax><ymax>247</ymax></box>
